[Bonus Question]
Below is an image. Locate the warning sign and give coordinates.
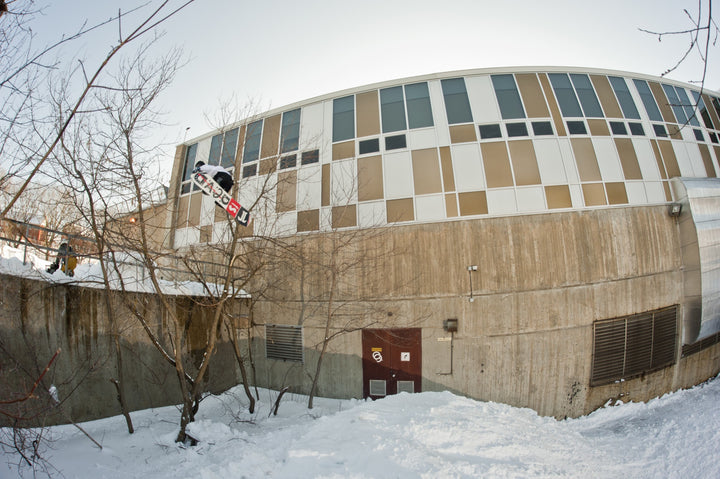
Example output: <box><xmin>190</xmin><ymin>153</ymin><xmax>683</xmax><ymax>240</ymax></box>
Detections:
<box><xmin>400</xmin><ymin>352</ymin><xmax>410</xmax><ymax>362</ymax></box>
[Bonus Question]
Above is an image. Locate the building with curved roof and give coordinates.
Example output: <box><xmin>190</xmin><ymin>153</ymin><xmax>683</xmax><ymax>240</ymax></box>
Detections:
<box><xmin>165</xmin><ymin>67</ymin><xmax>720</xmax><ymax>417</ymax></box>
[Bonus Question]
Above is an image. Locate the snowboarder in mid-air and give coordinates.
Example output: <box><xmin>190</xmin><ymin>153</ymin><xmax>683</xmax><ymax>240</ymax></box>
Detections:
<box><xmin>193</xmin><ymin>161</ymin><xmax>234</xmax><ymax>193</ymax></box>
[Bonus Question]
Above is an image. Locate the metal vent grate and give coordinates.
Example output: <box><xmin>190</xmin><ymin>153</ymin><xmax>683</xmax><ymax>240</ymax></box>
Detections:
<box><xmin>369</xmin><ymin>380</ymin><xmax>387</xmax><ymax>396</ymax></box>
<box><xmin>591</xmin><ymin>305</ymin><xmax>677</xmax><ymax>386</ymax></box>
<box><xmin>397</xmin><ymin>381</ymin><xmax>415</xmax><ymax>394</ymax></box>
<box><xmin>265</xmin><ymin>324</ymin><xmax>303</xmax><ymax>363</ymax></box>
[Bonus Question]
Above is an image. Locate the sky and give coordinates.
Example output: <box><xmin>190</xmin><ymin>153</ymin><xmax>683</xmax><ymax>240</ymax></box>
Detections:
<box><xmin>26</xmin><ymin>0</ymin><xmax>719</xmax><ymax>176</ymax></box>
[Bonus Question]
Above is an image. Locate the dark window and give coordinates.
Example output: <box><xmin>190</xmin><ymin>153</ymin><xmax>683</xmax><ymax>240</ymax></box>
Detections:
<box><xmin>243</xmin><ymin>119</ymin><xmax>263</xmax><ymax>163</ymax></box>
<box><xmin>242</xmin><ymin>164</ymin><xmax>257</xmax><ymax>178</ymax></box>
<box><xmin>710</xmin><ymin>132</ymin><xmax>719</xmax><ymax>144</ymax></box>
<box><xmin>662</xmin><ymin>84</ymin><xmax>687</xmax><ymax>124</ymax></box>
<box><xmin>359</xmin><ymin>138</ymin><xmax>380</xmax><ymax>154</ymax></box>
<box><xmin>591</xmin><ymin>306</ymin><xmax>677</xmax><ymax>386</ymax></box>
<box><xmin>693</xmin><ymin>129</ymin><xmax>705</xmax><ymax>142</ymax></box>
<box><xmin>220</xmin><ymin>128</ymin><xmax>239</xmax><ymax>168</ymax></box>
<box><xmin>506</xmin><ymin>122</ymin><xmax>528</xmax><ymax>137</ymax></box>
<box><xmin>181</xmin><ymin>143</ymin><xmax>198</xmax><ymax>183</ymax></box>
<box><xmin>629</xmin><ymin>122</ymin><xmax>645</xmax><ymax>136</ymax></box>
<box><xmin>566</xmin><ymin>120</ymin><xmax>587</xmax><ymax>134</ymax></box>
<box><xmin>280</xmin><ymin>154</ymin><xmax>297</xmax><ymax>169</ymax></box>
<box><xmin>692</xmin><ymin>91</ymin><xmax>715</xmax><ymax>129</ymax></box>
<box><xmin>441</xmin><ymin>78</ymin><xmax>473</xmax><ymax>124</ymax></box>
<box><xmin>380</xmin><ymin>86</ymin><xmax>407</xmax><ymax>133</ymax></box>
<box><xmin>333</xmin><ymin>95</ymin><xmax>355</xmax><ymax>142</ymax></box>
<box><xmin>653</xmin><ymin>124</ymin><xmax>668</xmax><ymax>137</ymax></box>
<box><xmin>633</xmin><ymin>79</ymin><xmax>663</xmax><ymax>122</ymax></box>
<box><xmin>712</xmin><ymin>97</ymin><xmax>720</xmax><ymax>121</ymax></box>
<box><xmin>281</xmin><ymin>109</ymin><xmax>301</xmax><ymax>153</ymax></box>
<box><xmin>549</xmin><ymin>73</ymin><xmax>583</xmax><ymax>117</ymax></box>
<box><xmin>301</xmin><ymin>149</ymin><xmax>320</xmax><ymax>165</ymax></box>
<box><xmin>479</xmin><ymin>124</ymin><xmax>502</xmax><ymax>139</ymax></box>
<box><xmin>609</xmin><ymin>121</ymin><xmax>628</xmax><ymax>135</ymax></box>
<box><xmin>570</xmin><ymin>74</ymin><xmax>604</xmax><ymax>117</ymax></box>
<box><xmin>265</xmin><ymin>325</ymin><xmax>303</xmax><ymax>363</ymax></box>
<box><xmin>674</xmin><ymin>87</ymin><xmax>700</xmax><ymax>126</ymax></box>
<box><xmin>608</xmin><ymin>76</ymin><xmax>640</xmax><ymax>119</ymax></box>
<box><xmin>491</xmin><ymin>74</ymin><xmax>526</xmax><ymax>119</ymax></box>
<box><xmin>531</xmin><ymin>121</ymin><xmax>554</xmax><ymax>136</ymax></box>
<box><xmin>385</xmin><ymin>134</ymin><xmax>407</xmax><ymax>150</ymax></box>
<box><xmin>208</xmin><ymin>133</ymin><xmax>222</xmax><ymax>165</ymax></box>
<box><xmin>405</xmin><ymin>82</ymin><xmax>434</xmax><ymax>128</ymax></box>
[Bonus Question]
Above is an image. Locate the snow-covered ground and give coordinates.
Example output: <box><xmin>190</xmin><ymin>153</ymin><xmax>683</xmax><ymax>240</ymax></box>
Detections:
<box><xmin>2</xmin><ymin>378</ymin><xmax>720</xmax><ymax>479</ymax></box>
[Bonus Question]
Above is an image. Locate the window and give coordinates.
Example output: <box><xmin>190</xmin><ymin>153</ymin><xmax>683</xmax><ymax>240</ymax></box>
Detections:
<box><xmin>629</xmin><ymin>122</ymin><xmax>645</xmax><ymax>136</ymax></box>
<box><xmin>673</xmin><ymin>87</ymin><xmax>700</xmax><ymax>126</ymax></box>
<box><xmin>441</xmin><ymin>78</ymin><xmax>473</xmax><ymax>124</ymax></box>
<box><xmin>609</xmin><ymin>121</ymin><xmax>628</xmax><ymax>135</ymax></box>
<box><xmin>491</xmin><ymin>74</ymin><xmax>526</xmax><ymax>119</ymax></box>
<box><xmin>242</xmin><ymin>164</ymin><xmax>257</xmax><ymax>178</ymax></box>
<box><xmin>301</xmin><ymin>149</ymin><xmax>319</xmax><ymax>165</ymax></box>
<box><xmin>569</xmin><ymin>74</ymin><xmax>604</xmax><ymax>117</ymax></box>
<box><xmin>359</xmin><ymin>138</ymin><xmax>380</xmax><ymax>154</ymax></box>
<box><xmin>608</xmin><ymin>76</ymin><xmax>640</xmax><ymax>119</ymax></box>
<box><xmin>243</xmin><ymin>119</ymin><xmax>263</xmax><ymax>163</ymax></box>
<box><xmin>549</xmin><ymin>73</ymin><xmax>583</xmax><ymax>117</ymax></box>
<box><xmin>653</xmin><ymin>124</ymin><xmax>668</xmax><ymax>137</ymax></box>
<box><xmin>208</xmin><ymin>133</ymin><xmax>223</xmax><ymax>165</ymax></box>
<box><xmin>566</xmin><ymin>120</ymin><xmax>587</xmax><ymax>134</ymax></box>
<box><xmin>692</xmin><ymin>91</ymin><xmax>715</xmax><ymax>129</ymax></box>
<box><xmin>662</xmin><ymin>84</ymin><xmax>688</xmax><ymax>124</ymax></box>
<box><xmin>693</xmin><ymin>129</ymin><xmax>705</xmax><ymax>142</ymax></box>
<box><xmin>281</xmin><ymin>109</ymin><xmax>301</xmax><ymax>153</ymax></box>
<box><xmin>710</xmin><ymin>132</ymin><xmax>719</xmax><ymax>144</ymax></box>
<box><xmin>220</xmin><ymin>128</ymin><xmax>239</xmax><ymax>168</ymax></box>
<box><xmin>479</xmin><ymin>124</ymin><xmax>502</xmax><ymax>139</ymax></box>
<box><xmin>633</xmin><ymin>80</ymin><xmax>663</xmax><ymax>122</ymax></box>
<box><xmin>385</xmin><ymin>134</ymin><xmax>407</xmax><ymax>150</ymax></box>
<box><xmin>180</xmin><ymin>143</ymin><xmax>198</xmax><ymax>194</ymax></box>
<box><xmin>591</xmin><ymin>305</ymin><xmax>677</xmax><ymax>386</ymax></box>
<box><xmin>531</xmin><ymin>121</ymin><xmax>553</xmax><ymax>136</ymax></box>
<box><xmin>333</xmin><ymin>95</ymin><xmax>355</xmax><ymax>142</ymax></box>
<box><xmin>506</xmin><ymin>122</ymin><xmax>528</xmax><ymax>137</ymax></box>
<box><xmin>265</xmin><ymin>324</ymin><xmax>303</xmax><ymax>362</ymax></box>
<box><xmin>280</xmin><ymin>154</ymin><xmax>297</xmax><ymax>169</ymax></box>
<box><xmin>380</xmin><ymin>86</ymin><xmax>407</xmax><ymax>133</ymax></box>
<box><xmin>405</xmin><ymin>82</ymin><xmax>434</xmax><ymax>128</ymax></box>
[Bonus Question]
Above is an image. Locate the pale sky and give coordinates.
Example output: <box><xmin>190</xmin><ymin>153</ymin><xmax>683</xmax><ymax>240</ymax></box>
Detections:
<box><xmin>28</xmin><ymin>0</ymin><xmax>719</xmax><ymax>175</ymax></box>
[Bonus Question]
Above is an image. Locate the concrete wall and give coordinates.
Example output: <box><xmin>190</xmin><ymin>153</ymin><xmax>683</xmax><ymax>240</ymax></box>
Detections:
<box><xmin>245</xmin><ymin>205</ymin><xmax>720</xmax><ymax>418</ymax></box>
<box><xmin>0</xmin><ymin>274</ymin><xmax>239</xmax><ymax>426</ymax></box>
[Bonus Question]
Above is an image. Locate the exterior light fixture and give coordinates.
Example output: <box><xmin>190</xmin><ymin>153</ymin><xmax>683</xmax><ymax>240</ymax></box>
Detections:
<box><xmin>668</xmin><ymin>203</ymin><xmax>682</xmax><ymax>217</ymax></box>
<box><xmin>443</xmin><ymin>318</ymin><xmax>458</xmax><ymax>332</ymax></box>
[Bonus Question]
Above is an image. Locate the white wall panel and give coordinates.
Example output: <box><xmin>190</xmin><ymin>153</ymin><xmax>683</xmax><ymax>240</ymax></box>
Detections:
<box><xmin>516</xmin><ymin>186</ymin><xmax>546</xmax><ymax>213</ymax></box>
<box><xmin>534</xmin><ymin>139</ymin><xmax>568</xmax><ymax>184</ymax></box>
<box><xmin>684</xmin><ymin>142</ymin><xmax>708</xmax><ymax>177</ymax></box>
<box><xmin>200</xmin><ymin>194</ymin><xmax>215</xmax><ymax>226</ymax></box>
<box><xmin>297</xmin><ymin>164</ymin><xmax>322</xmax><ymax>210</ymax></box>
<box><xmin>633</xmin><ymin>138</ymin><xmax>662</xmax><ymax>180</ymax></box>
<box><xmin>452</xmin><ymin>144</ymin><xmax>485</xmax><ymax>192</ymax></box>
<box><xmin>593</xmin><ymin>138</ymin><xmax>624</xmax><ymax>182</ymax></box>
<box><xmin>466</xmin><ymin>75</ymin><xmax>501</xmax><ymax>123</ymax></box>
<box><xmin>273</xmin><ymin>212</ymin><xmax>296</xmax><ymax>237</ymax></box>
<box><xmin>331</xmin><ymin>159</ymin><xmax>357</xmax><ymax>205</ymax></box>
<box><xmin>427</xmin><ymin>80</ymin><xmax>451</xmax><ymax>146</ymax></box>
<box><xmin>487</xmin><ymin>188</ymin><xmax>517</xmax><ymax>215</ymax></box>
<box><xmin>644</xmin><ymin>181</ymin><xmax>667</xmax><ymax>203</ymax></box>
<box><xmin>321</xmin><ymin>101</ymin><xmax>334</xmax><ymax>163</ymax></box>
<box><xmin>383</xmin><ymin>151</ymin><xmax>414</xmax><ymax>199</ymax></box>
<box><xmin>358</xmin><ymin>201</ymin><xmax>386</xmax><ymax>227</ymax></box>
<box><xmin>408</xmin><ymin>128</ymin><xmax>437</xmax><ymax>150</ymax></box>
<box><xmin>569</xmin><ymin>184</ymin><xmax>584</xmax><ymax>208</ymax></box>
<box><xmin>673</xmin><ymin>142</ymin><xmax>699</xmax><ymax>176</ymax></box>
<box><xmin>415</xmin><ymin>194</ymin><xmax>446</xmax><ymax>222</ymax></box>
<box><xmin>558</xmin><ymin>139</ymin><xmax>580</xmax><ymax>184</ymax></box>
<box><xmin>625</xmin><ymin>181</ymin><xmax>648</xmax><ymax>205</ymax></box>
<box><xmin>299</xmin><ymin>102</ymin><xmax>325</xmax><ymax>151</ymax></box>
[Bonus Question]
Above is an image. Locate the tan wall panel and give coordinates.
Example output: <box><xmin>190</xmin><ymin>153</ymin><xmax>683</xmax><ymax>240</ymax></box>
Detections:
<box><xmin>698</xmin><ymin>144</ymin><xmax>716</xmax><ymax>177</ymax></box>
<box><xmin>651</xmin><ymin>140</ymin><xmax>668</xmax><ymax>179</ymax></box>
<box><xmin>590</xmin><ymin>75</ymin><xmax>623</xmax><ymax>118</ymax></box>
<box><xmin>175</xmin><ymin>194</ymin><xmax>190</xmax><ymax>228</ymax></box>
<box><xmin>458</xmin><ymin>191</ymin><xmax>488</xmax><ymax>216</ymax></box>
<box><xmin>582</xmin><ymin>183</ymin><xmax>606</xmax><ymax>206</ymax></box>
<box><xmin>439</xmin><ymin>146</ymin><xmax>456</xmax><ymax>192</ymax></box>
<box><xmin>714</xmin><ymin>145</ymin><xmax>720</xmax><ymax>172</ymax></box>
<box><xmin>358</xmin><ymin>155</ymin><xmax>384</xmax><ymax>201</ymax></box>
<box><xmin>538</xmin><ymin>73</ymin><xmax>567</xmax><ymax>136</ymax></box>
<box><xmin>587</xmin><ymin>119</ymin><xmax>610</xmax><ymax>136</ymax></box>
<box><xmin>545</xmin><ymin>185</ymin><xmax>572</xmax><ymax>209</ymax></box>
<box><xmin>200</xmin><ymin>225</ymin><xmax>212</xmax><ymax>243</ymax></box>
<box><xmin>297</xmin><ymin>209</ymin><xmax>320</xmax><ymax>232</ymax></box>
<box><xmin>333</xmin><ymin>140</ymin><xmax>355</xmax><ymax>161</ymax></box>
<box><xmin>615</xmin><ymin>138</ymin><xmax>643</xmax><ymax>180</ymax></box>
<box><xmin>332</xmin><ymin>205</ymin><xmax>357</xmax><ymax>228</ymax></box>
<box><xmin>356</xmin><ymin>90</ymin><xmax>380</xmax><ymax>138</ymax></box>
<box><xmin>482</xmin><ymin>142</ymin><xmax>514</xmax><ymax>188</ymax></box>
<box><xmin>658</xmin><ymin>140</ymin><xmax>681</xmax><ymax>178</ymax></box>
<box><xmin>508</xmin><ymin>140</ymin><xmax>541</xmax><ymax>186</ymax></box>
<box><xmin>648</xmin><ymin>82</ymin><xmax>676</xmax><ymax>123</ymax></box>
<box><xmin>386</xmin><ymin>198</ymin><xmax>414</xmax><ymax>222</ymax></box>
<box><xmin>412</xmin><ymin>148</ymin><xmax>443</xmax><ymax>195</ymax></box>
<box><xmin>276</xmin><ymin>170</ymin><xmax>297</xmax><ymax>213</ymax></box>
<box><xmin>259</xmin><ymin>158</ymin><xmax>277</xmax><ymax>176</ymax></box>
<box><xmin>605</xmin><ymin>182</ymin><xmax>628</xmax><ymax>205</ymax></box>
<box><xmin>322</xmin><ymin>164</ymin><xmax>330</xmax><ymax>207</ymax></box>
<box><xmin>445</xmin><ymin>193</ymin><xmax>458</xmax><ymax>217</ymax></box>
<box><xmin>261</xmin><ymin>114</ymin><xmax>281</xmax><ymax>159</ymax></box>
<box><xmin>667</xmin><ymin>124</ymin><xmax>682</xmax><ymax>140</ymax></box>
<box><xmin>516</xmin><ymin>73</ymin><xmax>550</xmax><ymax>118</ymax></box>
<box><xmin>188</xmin><ymin>192</ymin><xmax>202</xmax><ymax>227</ymax></box>
<box><xmin>663</xmin><ymin>180</ymin><xmax>672</xmax><ymax>201</ymax></box>
<box><xmin>702</xmin><ymin>94</ymin><xmax>720</xmax><ymax>129</ymax></box>
<box><xmin>449</xmin><ymin>124</ymin><xmax>477</xmax><ymax>144</ymax></box>
<box><xmin>571</xmin><ymin>138</ymin><xmax>602</xmax><ymax>182</ymax></box>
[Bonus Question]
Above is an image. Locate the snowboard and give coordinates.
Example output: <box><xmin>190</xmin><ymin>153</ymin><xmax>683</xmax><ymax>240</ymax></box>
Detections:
<box><xmin>191</xmin><ymin>170</ymin><xmax>250</xmax><ymax>226</ymax></box>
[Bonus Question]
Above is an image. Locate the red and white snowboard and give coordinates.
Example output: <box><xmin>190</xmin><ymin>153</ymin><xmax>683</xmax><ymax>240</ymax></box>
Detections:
<box><xmin>192</xmin><ymin>171</ymin><xmax>250</xmax><ymax>226</ymax></box>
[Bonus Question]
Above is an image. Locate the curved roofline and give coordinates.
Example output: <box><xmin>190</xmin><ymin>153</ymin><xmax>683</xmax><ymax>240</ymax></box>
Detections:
<box><xmin>184</xmin><ymin>65</ymin><xmax>719</xmax><ymax>145</ymax></box>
